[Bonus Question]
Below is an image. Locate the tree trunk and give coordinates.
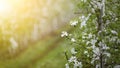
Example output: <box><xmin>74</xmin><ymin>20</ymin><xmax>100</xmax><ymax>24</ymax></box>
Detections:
<box><xmin>97</xmin><ymin>0</ymin><xmax>105</xmax><ymax>68</ymax></box>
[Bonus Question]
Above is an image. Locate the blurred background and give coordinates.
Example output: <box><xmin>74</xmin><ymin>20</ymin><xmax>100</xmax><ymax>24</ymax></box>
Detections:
<box><xmin>0</xmin><ymin>0</ymin><xmax>76</xmax><ymax>68</ymax></box>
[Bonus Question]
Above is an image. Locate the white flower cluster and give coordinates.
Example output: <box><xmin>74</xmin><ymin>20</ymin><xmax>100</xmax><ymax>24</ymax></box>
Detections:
<box><xmin>91</xmin><ymin>0</ymin><xmax>106</xmax><ymax>16</ymax></box>
<box><xmin>91</xmin><ymin>0</ymin><xmax>104</xmax><ymax>9</ymax></box>
<box><xmin>92</xmin><ymin>47</ymin><xmax>100</xmax><ymax>56</ymax></box>
<box><xmin>117</xmin><ymin>39</ymin><xmax>120</xmax><ymax>44</ymax></box>
<box><xmin>71</xmin><ymin>38</ymin><xmax>76</xmax><ymax>42</ymax></box>
<box><xmin>83</xmin><ymin>33</ymin><xmax>111</xmax><ymax>64</ymax></box>
<box><xmin>90</xmin><ymin>39</ymin><xmax>97</xmax><ymax>46</ymax></box>
<box><xmin>82</xmin><ymin>33</ymin><xmax>95</xmax><ymax>40</ymax></box>
<box><xmin>79</xmin><ymin>14</ymin><xmax>91</xmax><ymax>28</ymax></box>
<box><xmin>103</xmin><ymin>52</ymin><xmax>111</xmax><ymax>57</ymax></box>
<box><xmin>65</xmin><ymin>63</ymin><xmax>69</xmax><ymax>68</ymax></box>
<box><xmin>62</xmin><ymin>0</ymin><xmax>119</xmax><ymax>67</ymax></box>
<box><xmin>91</xmin><ymin>54</ymin><xmax>99</xmax><ymax>64</ymax></box>
<box><xmin>90</xmin><ymin>40</ymin><xmax>110</xmax><ymax>64</ymax></box>
<box><xmin>74</xmin><ymin>61</ymin><xmax>82</xmax><ymax>68</ymax></box>
<box><xmin>111</xmin><ymin>30</ymin><xmax>118</xmax><ymax>35</ymax></box>
<box><xmin>61</xmin><ymin>31</ymin><xmax>76</xmax><ymax>43</ymax></box>
<box><xmin>84</xmin><ymin>50</ymin><xmax>90</xmax><ymax>57</ymax></box>
<box><xmin>68</xmin><ymin>56</ymin><xmax>77</xmax><ymax>62</ymax></box>
<box><xmin>67</xmin><ymin>56</ymin><xmax>82</xmax><ymax>68</ymax></box>
<box><xmin>88</xmin><ymin>33</ymin><xmax>93</xmax><ymax>39</ymax></box>
<box><xmin>110</xmin><ymin>36</ymin><xmax>118</xmax><ymax>42</ymax></box>
<box><xmin>98</xmin><ymin>41</ymin><xmax>110</xmax><ymax>50</ymax></box>
<box><xmin>84</xmin><ymin>51</ymin><xmax>88</xmax><ymax>54</ymax></box>
<box><xmin>106</xmin><ymin>31</ymin><xmax>119</xmax><ymax>43</ymax></box>
<box><xmin>70</xmin><ymin>20</ymin><xmax>78</xmax><ymax>26</ymax></box>
<box><xmin>71</xmin><ymin>48</ymin><xmax>77</xmax><ymax>55</ymax></box>
<box><xmin>61</xmin><ymin>31</ymin><xmax>68</xmax><ymax>37</ymax></box>
<box><xmin>91</xmin><ymin>50</ymin><xmax>111</xmax><ymax>64</ymax></box>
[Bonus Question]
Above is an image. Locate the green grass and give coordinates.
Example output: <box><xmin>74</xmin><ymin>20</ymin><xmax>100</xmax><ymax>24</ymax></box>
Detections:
<box><xmin>28</xmin><ymin>39</ymin><xmax>69</xmax><ymax>68</ymax></box>
<box><xmin>0</xmin><ymin>37</ymin><xmax>71</xmax><ymax>68</ymax></box>
<box><xmin>0</xmin><ymin>25</ymin><xmax>72</xmax><ymax>68</ymax></box>
<box><xmin>0</xmin><ymin>36</ymin><xmax>61</xmax><ymax>68</ymax></box>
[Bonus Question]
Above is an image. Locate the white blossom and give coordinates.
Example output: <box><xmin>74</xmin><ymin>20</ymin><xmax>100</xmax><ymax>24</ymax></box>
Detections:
<box><xmin>98</xmin><ymin>42</ymin><xmax>109</xmax><ymax>50</ymax></box>
<box><xmin>71</xmin><ymin>48</ymin><xmax>77</xmax><ymax>55</ymax></box>
<box><xmin>70</xmin><ymin>20</ymin><xmax>78</xmax><ymax>26</ymax></box>
<box><xmin>91</xmin><ymin>8</ymin><xmax>95</xmax><ymax>13</ymax></box>
<box><xmin>96</xmin><ymin>1</ymin><xmax>102</xmax><ymax>9</ymax></box>
<box><xmin>61</xmin><ymin>31</ymin><xmax>68</xmax><ymax>37</ymax></box>
<box><xmin>87</xmin><ymin>54</ymin><xmax>90</xmax><ymax>57</ymax></box>
<box><xmin>82</xmin><ymin>36</ymin><xmax>86</xmax><ymax>39</ymax></box>
<box><xmin>90</xmin><ymin>39</ymin><xmax>97</xmax><ymax>46</ymax></box>
<box><xmin>91</xmin><ymin>45</ymin><xmax>96</xmax><ymax>49</ymax></box>
<box><xmin>91</xmin><ymin>59</ymin><xmax>95</xmax><ymax>64</ymax></box>
<box><xmin>84</xmin><ymin>51</ymin><xmax>88</xmax><ymax>54</ymax></box>
<box><xmin>80</xmin><ymin>14</ymin><xmax>91</xmax><ymax>28</ymax></box>
<box><xmin>103</xmin><ymin>45</ymin><xmax>110</xmax><ymax>50</ymax></box>
<box><xmin>115</xmin><ymin>18</ymin><xmax>118</xmax><ymax>21</ymax></box>
<box><xmin>96</xmin><ymin>64</ymin><xmax>100</xmax><ymax>68</ymax></box>
<box><xmin>84</xmin><ymin>51</ymin><xmax>90</xmax><ymax>57</ymax></box>
<box><xmin>80</xmin><ymin>21</ymin><xmax>86</xmax><ymax>28</ymax></box>
<box><xmin>68</xmin><ymin>56</ymin><xmax>82</xmax><ymax>68</ymax></box>
<box><xmin>86</xmin><ymin>46</ymin><xmax>91</xmax><ymax>49</ymax></box>
<box><xmin>111</xmin><ymin>30</ymin><xmax>118</xmax><ymax>35</ymax></box>
<box><xmin>117</xmin><ymin>39</ymin><xmax>120</xmax><ymax>44</ymax></box>
<box><xmin>93</xmin><ymin>47</ymin><xmax>100</xmax><ymax>56</ymax></box>
<box><xmin>91</xmin><ymin>1</ymin><xmax>97</xmax><ymax>9</ymax></box>
<box><xmin>71</xmin><ymin>38</ymin><xmax>76</xmax><ymax>42</ymax></box>
<box><xmin>86</xmin><ymin>41</ymin><xmax>90</xmax><ymax>45</ymax></box>
<box><xmin>103</xmin><ymin>52</ymin><xmax>111</xmax><ymax>57</ymax></box>
<box><xmin>74</xmin><ymin>61</ymin><xmax>82</xmax><ymax>68</ymax></box>
<box><xmin>65</xmin><ymin>63</ymin><xmax>69</xmax><ymax>68</ymax></box>
<box><xmin>106</xmin><ymin>20</ymin><xmax>110</xmax><ymax>25</ymax></box>
<box><xmin>83</xmin><ymin>32</ymin><xmax>87</xmax><ymax>35</ymax></box>
<box><xmin>69</xmin><ymin>34</ymin><xmax>72</xmax><ymax>36</ymax></box>
<box><xmin>91</xmin><ymin>54</ymin><xmax>99</xmax><ymax>64</ymax></box>
<box><xmin>68</xmin><ymin>56</ymin><xmax>77</xmax><ymax>63</ymax></box>
<box><xmin>88</xmin><ymin>33</ymin><xmax>92</xmax><ymax>38</ymax></box>
<box><xmin>110</xmin><ymin>36</ymin><xmax>118</xmax><ymax>42</ymax></box>
<box><xmin>98</xmin><ymin>41</ymin><xmax>103</xmax><ymax>47</ymax></box>
<box><xmin>79</xmin><ymin>15</ymin><xmax>85</xmax><ymax>20</ymax></box>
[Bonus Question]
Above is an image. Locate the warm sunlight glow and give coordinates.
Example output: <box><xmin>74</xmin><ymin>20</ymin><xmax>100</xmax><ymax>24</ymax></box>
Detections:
<box><xmin>0</xmin><ymin>0</ymin><xmax>12</xmax><ymax>13</ymax></box>
<box><xmin>0</xmin><ymin>0</ymin><xmax>37</xmax><ymax>18</ymax></box>
<box><xmin>0</xmin><ymin>0</ymin><xmax>13</xmax><ymax>15</ymax></box>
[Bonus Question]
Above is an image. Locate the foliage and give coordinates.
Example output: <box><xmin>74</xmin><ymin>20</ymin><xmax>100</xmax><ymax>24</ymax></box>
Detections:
<box><xmin>62</xmin><ymin>0</ymin><xmax>120</xmax><ymax>68</ymax></box>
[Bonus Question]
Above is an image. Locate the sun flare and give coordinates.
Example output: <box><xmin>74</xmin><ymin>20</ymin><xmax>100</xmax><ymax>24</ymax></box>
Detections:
<box><xmin>0</xmin><ymin>0</ymin><xmax>14</xmax><ymax>15</ymax></box>
<box><xmin>0</xmin><ymin>0</ymin><xmax>11</xmax><ymax>12</ymax></box>
<box><xmin>0</xmin><ymin>0</ymin><xmax>36</xmax><ymax>18</ymax></box>
<box><xmin>0</xmin><ymin>0</ymin><xmax>42</xmax><ymax>20</ymax></box>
